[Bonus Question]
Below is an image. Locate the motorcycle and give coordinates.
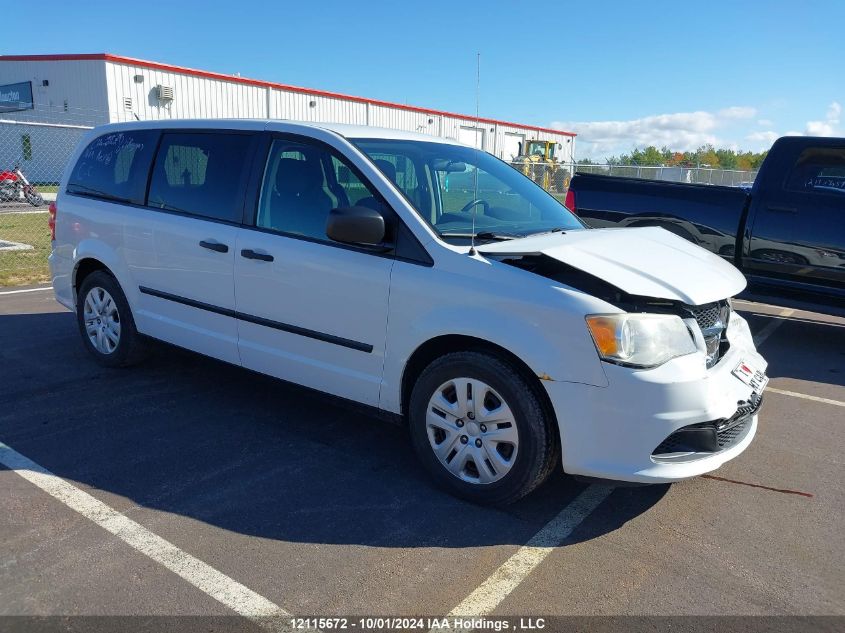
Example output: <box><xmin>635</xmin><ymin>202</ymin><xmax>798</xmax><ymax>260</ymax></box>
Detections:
<box><xmin>0</xmin><ymin>165</ymin><xmax>45</xmax><ymax>207</ymax></box>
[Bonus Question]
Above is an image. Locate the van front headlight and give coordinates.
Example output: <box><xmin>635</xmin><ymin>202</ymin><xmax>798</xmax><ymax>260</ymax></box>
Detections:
<box><xmin>585</xmin><ymin>313</ymin><xmax>697</xmax><ymax>368</ymax></box>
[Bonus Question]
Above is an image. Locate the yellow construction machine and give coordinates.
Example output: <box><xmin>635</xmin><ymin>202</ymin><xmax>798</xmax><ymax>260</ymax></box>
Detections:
<box><xmin>512</xmin><ymin>140</ymin><xmax>571</xmax><ymax>193</ymax></box>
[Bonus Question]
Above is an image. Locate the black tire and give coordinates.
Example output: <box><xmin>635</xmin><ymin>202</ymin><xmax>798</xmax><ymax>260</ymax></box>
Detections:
<box><xmin>408</xmin><ymin>351</ymin><xmax>558</xmax><ymax>505</ymax></box>
<box><xmin>76</xmin><ymin>271</ymin><xmax>148</xmax><ymax>367</ymax></box>
<box><xmin>552</xmin><ymin>169</ymin><xmax>570</xmax><ymax>193</ymax></box>
<box><xmin>25</xmin><ymin>190</ymin><xmax>44</xmax><ymax>207</ymax></box>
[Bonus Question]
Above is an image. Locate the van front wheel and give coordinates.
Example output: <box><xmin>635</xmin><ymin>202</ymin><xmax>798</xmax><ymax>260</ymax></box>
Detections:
<box><xmin>408</xmin><ymin>351</ymin><xmax>557</xmax><ymax>505</ymax></box>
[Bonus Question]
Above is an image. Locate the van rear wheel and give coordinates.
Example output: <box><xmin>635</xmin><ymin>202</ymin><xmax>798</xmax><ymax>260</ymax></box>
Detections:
<box><xmin>76</xmin><ymin>271</ymin><xmax>147</xmax><ymax>367</ymax></box>
<box><xmin>408</xmin><ymin>351</ymin><xmax>557</xmax><ymax>505</ymax></box>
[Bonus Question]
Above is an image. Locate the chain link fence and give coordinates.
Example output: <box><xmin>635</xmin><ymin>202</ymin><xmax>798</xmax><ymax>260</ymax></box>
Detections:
<box><xmin>573</xmin><ymin>163</ymin><xmax>758</xmax><ymax>187</ymax></box>
<box><xmin>504</xmin><ymin>160</ymin><xmax>758</xmax><ymax>196</ymax></box>
<box><xmin>0</xmin><ymin>119</ymin><xmax>91</xmax><ymax>286</ymax></box>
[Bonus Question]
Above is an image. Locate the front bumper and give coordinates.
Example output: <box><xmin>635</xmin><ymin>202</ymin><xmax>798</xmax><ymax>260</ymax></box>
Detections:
<box><xmin>545</xmin><ymin>312</ymin><xmax>767</xmax><ymax>483</ymax></box>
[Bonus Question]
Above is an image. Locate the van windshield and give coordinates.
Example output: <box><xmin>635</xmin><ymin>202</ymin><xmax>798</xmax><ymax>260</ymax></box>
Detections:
<box><xmin>353</xmin><ymin>138</ymin><xmax>583</xmax><ymax>242</ymax></box>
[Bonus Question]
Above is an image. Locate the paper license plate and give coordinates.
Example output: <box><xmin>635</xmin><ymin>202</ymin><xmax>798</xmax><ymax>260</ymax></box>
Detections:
<box><xmin>732</xmin><ymin>359</ymin><xmax>768</xmax><ymax>392</ymax></box>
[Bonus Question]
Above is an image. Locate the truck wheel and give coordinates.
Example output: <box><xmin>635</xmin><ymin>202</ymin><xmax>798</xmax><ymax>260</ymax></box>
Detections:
<box><xmin>408</xmin><ymin>351</ymin><xmax>557</xmax><ymax>505</ymax></box>
<box><xmin>76</xmin><ymin>271</ymin><xmax>148</xmax><ymax>367</ymax></box>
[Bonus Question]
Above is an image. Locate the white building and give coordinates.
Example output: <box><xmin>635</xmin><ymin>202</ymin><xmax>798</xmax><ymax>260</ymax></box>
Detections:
<box><xmin>0</xmin><ymin>53</ymin><xmax>575</xmax><ymax>183</ymax></box>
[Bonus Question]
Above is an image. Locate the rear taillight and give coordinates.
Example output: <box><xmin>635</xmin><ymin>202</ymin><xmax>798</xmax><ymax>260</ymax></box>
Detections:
<box><xmin>48</xmin><ymin>201</ymin><xmax>57</xmax><ymax>241</ymax></box>
<box><xmin>564</xmin><ymin>189</ymin><xmax>576</xmax><ymax>213</ymax></box>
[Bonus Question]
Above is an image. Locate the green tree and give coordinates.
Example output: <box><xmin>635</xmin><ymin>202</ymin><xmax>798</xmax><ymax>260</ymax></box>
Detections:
<box><xmin>696</xmin><ymin>145</ymin><xmax>721</xmax><ymax>168</ymax></box>
<box><xmin>603</xmin><ymin>145</ymin><xmax>768</xmax><ymax>169</ymax></box>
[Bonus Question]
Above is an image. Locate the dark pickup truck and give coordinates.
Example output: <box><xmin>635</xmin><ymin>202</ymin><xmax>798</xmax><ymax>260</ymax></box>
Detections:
<box><xmin>568</xmin><ymin>136</ymin><xmax>845</xmax><ymax>308</ymax></box>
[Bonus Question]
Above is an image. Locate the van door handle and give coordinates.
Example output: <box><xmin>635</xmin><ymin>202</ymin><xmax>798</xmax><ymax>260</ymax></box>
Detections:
<box><xmin>199</xmin><ymin>240</ymin><xmax>229</xmax><ymax>253</ymax></box>
<box><xmin>240</xmin><ymin>249</ymin><xmax>274</xmax><ymax>262</ymax></box>
<box><xmin>767</xmin><ymin>205</ymin><xmax>797</xmax><ymax>214</ymax></box>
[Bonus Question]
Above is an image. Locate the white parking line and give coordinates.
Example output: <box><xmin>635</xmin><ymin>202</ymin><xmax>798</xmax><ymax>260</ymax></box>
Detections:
<box><xmin>0</xmin><ymin>286</ymin><xmax>52</xmax><ymax>295</ymax></box>
<box><xmin>752</xmin><ymin>308</ymin><xmax>795</xmax><ymax>347</ymax></box>
<box><xmin>0</xmin><ymin>441</ymin><xmax>307</xmax><ymax>633</ymax></box>
<box><xmin>439</xmin><ymin>485</ymin><xmax>613</xmax><ymax>628</ymax></box>
<box><xmin>766</xmin><ymin>387</ymin><xmax>845</xmax><ymax>408</ymax></box>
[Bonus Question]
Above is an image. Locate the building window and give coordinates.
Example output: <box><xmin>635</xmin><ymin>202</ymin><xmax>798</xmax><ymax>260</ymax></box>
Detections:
<box><xmin>22</xmin><ymin>134</ymin><xmax>32</xmax><ymax>161</ymax></box>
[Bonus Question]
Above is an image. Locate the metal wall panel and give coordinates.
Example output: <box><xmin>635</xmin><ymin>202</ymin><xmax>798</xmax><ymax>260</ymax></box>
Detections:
<box><xmin>106</xmin><ymin>61</ymin><xmax>267</xmax><ymax>123</ymax></box>
<box><xmin>271</xmin><ymin>90</ymin><xmax>367</xmax><ymax>124</ymax></box>
<box><xmin>0</xmin><ymin>59</ymin><xmax>109</xmax><ymax>126</ymax></box>
<box><xmin>368</xmin><ymin>104</ymin><xmax>441</xmax><ymax>138</ymax></box>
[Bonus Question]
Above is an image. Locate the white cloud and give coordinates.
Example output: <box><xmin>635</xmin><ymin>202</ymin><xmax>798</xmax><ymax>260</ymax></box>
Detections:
<box><xmin>805</xmin><ymin>120</ymin><xmax>837</xmax><ymax>136</ymax></box>
<box><xmin>746</xmin><ymin>130</ymin><xmax>779</xmax><ymax>145</ymax></box>
<box><xmin>556</xmin><ymin>101</ymin><xmax>843</xmax><ymax>159</ymax></box>
<box><xmin>719</xmin><ymin>106</ymin><xmax>757</xmax><ymax>119</ymax></box>
<box><xmin>804</xmin><ymin>100</ymin><xmax>841</xmax><ymax>137</ymax></box>
<box><xmin>551</xmin><ymin>107</ymin><xmax>755</xmax><ymax>159</ymax></box>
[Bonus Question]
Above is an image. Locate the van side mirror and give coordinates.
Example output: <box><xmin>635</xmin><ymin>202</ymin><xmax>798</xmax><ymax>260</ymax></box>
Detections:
<box><xmin>326</xmin><ymin>206</ymin><xmax>386</xmax><ymax>247</ymax></box>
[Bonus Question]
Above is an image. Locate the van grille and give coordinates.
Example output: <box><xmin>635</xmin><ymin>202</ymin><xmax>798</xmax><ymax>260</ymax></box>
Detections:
<box><xmin>652</xmin><ymin>394</ymin><xmax>762</xmax><ymax>458</ymax></box>
<box><xmin>689</xmin><ymin>302</ymin><xmax>725</xmax><ymax>330</ymax></box>
<box><xmin>682</xmin><ymin>300</ymin><xmax>731</xmax><ymax>368</ymax></box>
<box><xmin>717</xmin><ymin>417</ymin><xmax>751</xmax><ymax>448</ymax></box>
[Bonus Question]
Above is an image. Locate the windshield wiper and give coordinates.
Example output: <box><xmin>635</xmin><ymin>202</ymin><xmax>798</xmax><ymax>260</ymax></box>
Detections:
<box><xmin>439</xmin><ymin>231</ymin><xmax>519</xmax><ymax>241</ymax></box>
<box><xmin>522</xmin><ymin>227</ymin><xmax>568</xmax><ymax>237</ymax></box>
<box><xmin>474</xmin><ymin>231</ymin><xmax>520</xmax><ymax>241</ymax></box>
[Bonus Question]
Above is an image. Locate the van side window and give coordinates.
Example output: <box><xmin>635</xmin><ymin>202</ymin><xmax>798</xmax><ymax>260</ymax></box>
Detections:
<box><xmin>351</xmin><ymin>144</ymin><xmax>434</xmax><ymax>221</ymax></box>
<box><xmin>67</xmin><ymin>130</ymin><xmax>158</xmax><ymax>204</ymax></box>
<box><xmin>785</xmin><ymin>147</ymin><xmax>845</xmax><ymax>195</ymax></box>
<box><xmin>363</xmin><ymin>152</ymin><xmax>420</xmax><ymax>200</ymax></box>
<box><xmin>256</xmin><ymin>139</ymin><xmax>385</xmax><ymax>240</ymax></box>
<box><xmin>148</xmin><ymin>132</ymin><xmax>253</xmax><ymax>222</ymax></box>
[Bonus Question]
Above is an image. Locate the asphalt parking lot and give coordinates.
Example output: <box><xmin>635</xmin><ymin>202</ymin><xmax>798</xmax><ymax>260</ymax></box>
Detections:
<box><xmin>1</xmin><ymin>286</ymin><xmax>843</xmax><ymax>631</ymax></box>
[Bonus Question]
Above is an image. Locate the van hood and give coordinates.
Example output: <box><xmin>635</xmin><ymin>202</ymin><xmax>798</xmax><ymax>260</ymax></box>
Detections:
<box><xmin>478</xmin><ymin>227</ymin><xmax>746</xmax><ymax>305</ymax></box>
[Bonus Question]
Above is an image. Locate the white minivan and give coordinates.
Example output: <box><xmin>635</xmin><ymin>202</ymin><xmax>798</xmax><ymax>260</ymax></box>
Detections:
<box><xmin>49</xmin><ymin>120</ymin><xmax>768</xmax><ymax>504</ymax></box>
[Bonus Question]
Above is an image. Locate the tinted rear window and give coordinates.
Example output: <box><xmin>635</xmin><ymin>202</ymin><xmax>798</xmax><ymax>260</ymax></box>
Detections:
<box><xmin>67</xmin><ymin>130</ymin><xmax>158</xmax><ymax>204</ymax></box>
<box><xmin>147</xmin><ymin>132</ymin><xmax>254</xmax><ymax>222</ymax></box>
<box><xmin>785</xmin><ymin>146</ymin><xmax>845</xmax><ymax>195</ymax></box>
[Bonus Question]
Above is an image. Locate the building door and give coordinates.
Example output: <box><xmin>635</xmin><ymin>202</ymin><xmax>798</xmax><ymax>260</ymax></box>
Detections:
<box><xmin>458</xmin><ymin>126</ymin><xmax>485</xmax><ymax>151</ymax></box>
<box><xmin>503</xmin><ymin>133</ymin><xmax>525</xmax><ymax>162</ymax></box>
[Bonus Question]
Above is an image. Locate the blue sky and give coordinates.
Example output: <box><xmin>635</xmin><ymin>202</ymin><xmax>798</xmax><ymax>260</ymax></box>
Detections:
<box><xmin>3</xmin><ymin>0</ymin><xmax>842</xmax><ymax>158</ymax></box>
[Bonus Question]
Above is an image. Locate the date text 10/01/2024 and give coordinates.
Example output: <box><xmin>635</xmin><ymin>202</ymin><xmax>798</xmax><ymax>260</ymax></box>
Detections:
<box><xmin>289</xmin><ymin>617</ymin><xmax>548</xmax><ymax>630</ymax></box>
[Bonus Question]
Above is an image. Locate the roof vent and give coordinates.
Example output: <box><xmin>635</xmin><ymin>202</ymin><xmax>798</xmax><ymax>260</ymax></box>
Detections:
<box><xmin>155</xmin><ymin>85</ymin><xmax>174</xmax><ymax>102</ymax></box>
<box><xmin>123</xmin><ymin>97</ymin><xmax>133</xmax><ymax>111</ymax></box>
